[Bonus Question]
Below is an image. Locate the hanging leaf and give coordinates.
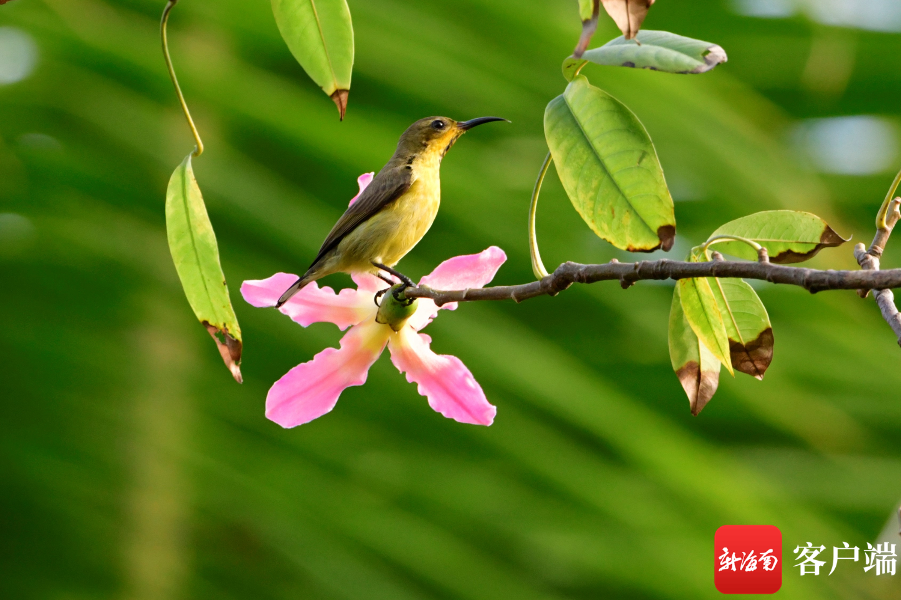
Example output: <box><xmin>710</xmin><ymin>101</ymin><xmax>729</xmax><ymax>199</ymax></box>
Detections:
<box><xmin>544</xmin><ymin>75</ymin><xmax>675</xmax><ymax>252</ymax></box>
<box><xmin>669</xmin><ymin>286</ymin><xmax>721</xmax><ymax>416</ymax></box>
<box><xmin>678</xmin><ymin>274</ymin><xmax>733</xmax><ymax>376</ymax></box>
<box><xmin>271</xmin><ymin>0</ymin><xmax>354</xmax><ymax>119</ymax></box>
<box><xmin>166</xmin><ymin>154</ymin><xmax>243</xmax><ymax>382</ymax></box>
<box><xmin>708</xmin><ymin>278</ymin><xmax>773</xmax><ymax>380</ymax></box>
<box><xmin>574</xmin><ymin>0</ymin><xmax>600</xmax><ymax>58</ymax></box>
<box><xmin>601</xmin><ymin>0</ymin><xmax>655</xmax><ymax>40</ymax></box>
<box><xmin>709</xmin><ymin>210</ymin><xmax>848</xmax><ymax>264</ymax></box>
<box><xmin>563</xmin><ymin>30</ymin><xmax>728</xmax><ymax>81</ymax></box>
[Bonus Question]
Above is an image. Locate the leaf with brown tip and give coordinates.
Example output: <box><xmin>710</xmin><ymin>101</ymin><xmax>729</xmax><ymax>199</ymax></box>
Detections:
<box><xmin>166</xmin><ymin>154</ymin><xmax>243</xmax><ymax>382</ymax></box>
<box><xmin>710</xmin><ymin>210</ymin><xmax>848</xmax><ymax>264</ymax></box>
<box><xmin>544</xmin><ymin>75</ymin><xmax>676</xmax><ymax>252</ymax></box>
<box><xmin>669</xmin><ymin>286</ymin><xmax>721</xmax><ymax>415</ymax></box>
<box><xmin>271</xmin><ymin>0</ymin><xmax>354</xmax><ymax>119</ymax></box>
<box><xmin>708</xmin><ymin>278</ymin><xmax>774</xmax><ymax>380</ymax></box>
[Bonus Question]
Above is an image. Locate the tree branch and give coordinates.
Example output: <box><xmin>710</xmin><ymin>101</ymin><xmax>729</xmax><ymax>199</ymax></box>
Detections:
<box><xmin>404</xmin><ymin>257</ymin><xmax>901</xmax><ymax>306</ymax></box>
<box><xmin>855</xmin><ymin>197</ymin><xmax>901</xmax><ymax>345</ymax></box>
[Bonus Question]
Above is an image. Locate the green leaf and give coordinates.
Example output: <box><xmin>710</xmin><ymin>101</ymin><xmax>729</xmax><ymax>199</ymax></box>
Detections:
<box><xmin>563</xmin><ymin>30</ymin><xmax>728</xmax><ymax>81</ymax></box>
<box><xmin>544</xmin><ymin>75</ymin><xmax>675</xmax><ymax>252</ymax></box>
<box><xmin>708</xmin><ymin>278</ymin><xmax>773</xmax><ymax>380</ymax></box>
<box><xmin>271</xmin><ymin>0</ymin><xmax>354</xmax><ymax>119</ymax></box>
<box><xmin>678</xmin><ymin>275</ymin><xmax>733</xmax><ymax>376</ymax></box>
<box><xmin>709</xmin><ymin>210</ymin><xmax>848</xmax><ymax>264</ymax></box>
<box><xmin>669</xmin><ymin>286</ymin><xmax>721</xmax><ymax>415</ymax></box>
<box><xmin>166</xmin><ymin>154</ymin><xmax>243</xmax><ymax>382</ymax></box>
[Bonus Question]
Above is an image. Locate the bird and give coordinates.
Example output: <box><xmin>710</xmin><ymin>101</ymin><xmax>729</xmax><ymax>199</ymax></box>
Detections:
<box><xmin>276</xmin><ymin>115</ymin><xmax>507</xmax><ymax>307</ymax></box>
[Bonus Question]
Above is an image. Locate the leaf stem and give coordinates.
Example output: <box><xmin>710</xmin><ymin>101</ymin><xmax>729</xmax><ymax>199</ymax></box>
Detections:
<box><xmin>876</xmin><ymin>166</ymin><xmax>901</xmax><ymax>230</ymax></box>
<box><xmin>529</xmin><ymin>152</ymin><xmax>553</xmax><ymax>279</ymax></box>
<box><xmin>701</xmin><ymin>235</ymin><xmax>763</xmax><ymax>261</ymax></box>
<box><xmin>574</xmin><ymin>0</ymin><xmax>600</xmax><ymax>58</ymax></box>
<box><xmin>569</xmin><ymin>60</ymin><xmax>588</xmax><ymax>80</ymax></box>
<box><xmin>161</xmin><ymin>0</ymin><xmax>204</xmax><ymax>157</ymax></box>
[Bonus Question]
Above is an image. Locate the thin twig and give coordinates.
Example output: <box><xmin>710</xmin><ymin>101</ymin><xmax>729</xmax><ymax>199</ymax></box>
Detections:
<box><xmin>404</xmin><ymin>259</ymin><xmax>901</xmax><ymax>307</ymax></box>
<box><xmin>855</xmin><ymin>196</ymin><xmax>901</xmax><ymax>345</ymax></box>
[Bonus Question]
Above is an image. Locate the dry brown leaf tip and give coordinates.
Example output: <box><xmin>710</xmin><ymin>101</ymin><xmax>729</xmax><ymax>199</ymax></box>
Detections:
<box><xmin>331</xmin><ymin>89</ymin><xmax>349</xmax><ymax>121</ymax></box>
<box><xmin>601</xmin><ymin>0</ymin><xmax>656</xmax><ymax>40</ymax></box>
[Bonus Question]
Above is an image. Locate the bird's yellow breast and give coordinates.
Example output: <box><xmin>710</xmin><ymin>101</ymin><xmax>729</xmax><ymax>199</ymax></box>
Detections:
<box><xmin>334</xmin><ymin>161</ymin><xmax>441</xmax><ymax>271</ymax></box>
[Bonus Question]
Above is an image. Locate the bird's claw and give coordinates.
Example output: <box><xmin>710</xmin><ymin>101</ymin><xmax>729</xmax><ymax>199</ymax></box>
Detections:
<box><xmin>391</xmin><ymin>283</ymin><xmax>414</xmax><ymax>305</ymax></box>
<box><xmin>373</xmin><ymin>284</ymin><xmax>414</xmax><ymax>308</ymax></box>
<box><xmin>372</xmin><ymin>262</ymin><xmax>417</xmax><ymax>307</ymax></box>
<box><xmin>373</xmin><ymin>287</ymin><xmax>389</xmax><ymax>307</ymax></box>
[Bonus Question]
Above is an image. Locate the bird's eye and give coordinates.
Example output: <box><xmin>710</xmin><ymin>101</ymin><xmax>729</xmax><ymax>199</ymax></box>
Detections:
<box><xmin>431</xmin><ymin>119</ymin><xmax>446</xmax><ymax>130</ymax></box>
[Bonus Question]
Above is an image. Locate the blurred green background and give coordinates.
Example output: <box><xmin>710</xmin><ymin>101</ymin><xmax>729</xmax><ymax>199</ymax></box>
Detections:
<box><xmin>3</xmin><ymin>0</ymin><xmax>901</xmax><ymax>597</ymax></box>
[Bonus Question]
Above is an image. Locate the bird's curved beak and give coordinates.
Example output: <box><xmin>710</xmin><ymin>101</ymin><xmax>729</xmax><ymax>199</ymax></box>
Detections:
<box><xmin>456</xmin><ymin>116</ymin><xmax>509</xmax><ymax>131</ymax></box>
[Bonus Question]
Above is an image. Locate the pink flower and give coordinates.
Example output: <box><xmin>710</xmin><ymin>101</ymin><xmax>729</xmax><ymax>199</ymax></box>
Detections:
<box><xmin>348</xmin><ymin>172</ymin><xmax>374</xmax><ymax>206</ymax></box>
<box><xmin>241</xmin><ymin>247</ymin><xmax>507</xmax><ymax>428</ymax></box>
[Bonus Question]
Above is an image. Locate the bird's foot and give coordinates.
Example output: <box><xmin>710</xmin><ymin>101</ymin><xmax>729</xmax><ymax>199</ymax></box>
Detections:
<box><xmin>373</xmin><ymin>287</ymin><xmax>390</xmax><ymax>307</ymax></box>
<box><xmin>371</xmin><ymin>262</ymin><xmax>415</xmax><ymax>288</ymax></box>
<box><xmin>375</xmin><ymin>272</ymin><xmax>396</xmax><ymax>287</ymax></box>
<box><xmin>372</xmin><ymin>262</ymin><xmax>416</xmax><ymax>305</ymax></box>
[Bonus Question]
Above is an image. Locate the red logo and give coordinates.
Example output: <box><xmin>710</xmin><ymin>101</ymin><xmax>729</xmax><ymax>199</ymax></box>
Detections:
<box><xmin>715</xmin><ymin>525</ymin><xmax>782</xmax><ymax>594</ymax></box>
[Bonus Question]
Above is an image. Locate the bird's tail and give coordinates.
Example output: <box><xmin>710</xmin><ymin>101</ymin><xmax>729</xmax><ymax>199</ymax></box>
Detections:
<box><xmin>276</xmin><ymin>274</ymin><xmax>314</xmax><ymax>308</ymax></box>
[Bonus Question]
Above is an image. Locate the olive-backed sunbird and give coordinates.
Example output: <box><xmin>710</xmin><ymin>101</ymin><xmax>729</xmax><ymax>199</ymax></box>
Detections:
<box><xmin>276</xmin><ymin>116</ymin><xmax>507</xmax><ymax>307</ymax></box>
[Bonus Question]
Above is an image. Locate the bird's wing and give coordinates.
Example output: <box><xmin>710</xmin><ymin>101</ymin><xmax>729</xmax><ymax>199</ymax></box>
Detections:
<box><xmin>307</xmin><ymin>165</ymin><xmax>413</xmax><ymax>271</ymax></box>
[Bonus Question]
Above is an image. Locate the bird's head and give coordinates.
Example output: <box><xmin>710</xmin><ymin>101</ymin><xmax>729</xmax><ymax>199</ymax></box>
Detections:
<box><xmin>397</xmin><ymin>116</ymin><xmax>508</xmax><ymax>162</ymax></box>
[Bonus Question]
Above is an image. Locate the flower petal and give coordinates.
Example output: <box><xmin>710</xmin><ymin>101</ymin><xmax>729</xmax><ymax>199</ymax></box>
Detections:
<box><xmin>406</xmin><ymin>298</ymin><xmax>440</xmax><ymax>332</ymax></box>
<box><xmin>388</xmin><ymin>328</ymin><xmax>496</xmax><ymax>426</ymax></box>
<box><xmin>352</xmin><ymin>271</ymin><xmax>389</xmax><ymax>294</ymax></box>
<box><xmin>241</xmin><ymin>272</ymin><xmax>299</xmax><ymax>307</ymax></box>
<box><xmin>407</xmin><ymin>247</ymin><xmax>507</xmax><ymax>330</ymax></box>
<box><xmin>418</xmin><ymin>246</ymin><xmax>507</xmax><ymax>290</ymax></box>
<box><xmin>266</xmin><ymin>321</ymin><xmax>390</xmax><ymax>427</ymax></box>
<box><xmin>348</xmin><ymin>172</ymin><xmax>375</xmax><ymax>207</ymax></box>
<box><xmin>241</xmin><ymin>273</ymin><xmax>375</xmax><ymax>330</ymax></box>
